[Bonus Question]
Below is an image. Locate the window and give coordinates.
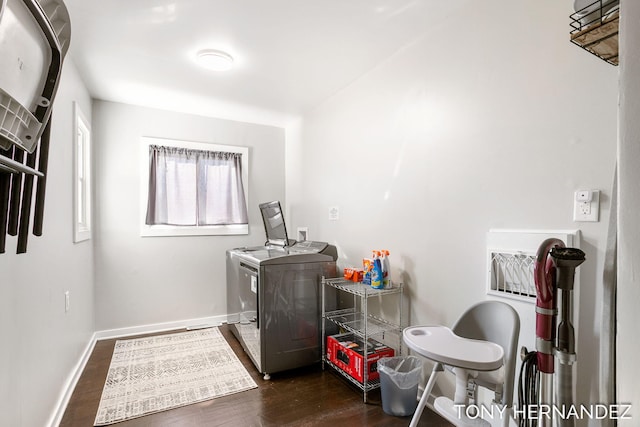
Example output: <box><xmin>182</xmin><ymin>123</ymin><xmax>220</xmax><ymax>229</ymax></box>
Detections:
<box><xmin>140</xmin><ymin>137</ymin><xmax>249</xmax><ymax>236</ymax></box>
<box><xmin>73</xmin><ymin>102</ymin><xmax>91</xmax><ymax>242</ymax></box>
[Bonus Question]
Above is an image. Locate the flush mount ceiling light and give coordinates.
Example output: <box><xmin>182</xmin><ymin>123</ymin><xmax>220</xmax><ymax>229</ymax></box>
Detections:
<box><xmin>196</xmin><ymin>49</ymin><xmax>234</xmax><ymax>71</ymax></box>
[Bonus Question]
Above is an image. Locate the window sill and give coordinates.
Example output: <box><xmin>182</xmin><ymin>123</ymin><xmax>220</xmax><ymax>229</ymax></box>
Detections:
<box><xmin>140</xmin><ymin>224</ymin><xmax>248</xmax><ymax>237</ymax></box>
<box><xmin>74</xmin><ymin>229</ymin><xmax>92</xmax><ymax>243</ymax></box>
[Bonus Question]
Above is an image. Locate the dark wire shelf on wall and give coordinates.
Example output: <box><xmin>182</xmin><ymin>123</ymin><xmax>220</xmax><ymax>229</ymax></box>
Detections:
<box><xmin>570</xmin><ymin>0</ymin><xmax>619</xmax><ymax>66</ymax></box>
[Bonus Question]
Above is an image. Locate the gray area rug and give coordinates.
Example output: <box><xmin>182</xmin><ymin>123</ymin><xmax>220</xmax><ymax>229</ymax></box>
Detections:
<box><xmin>94</xmin><ymin>327</ymin><xmax>257</xmax><ymax>425</ymax></box>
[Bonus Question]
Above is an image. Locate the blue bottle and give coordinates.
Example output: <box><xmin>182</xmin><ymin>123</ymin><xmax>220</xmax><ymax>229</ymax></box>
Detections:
<box><xmin>371</xmin><ymin>251</ymin><xmax>384</xmax><ymax>289</ymax></box>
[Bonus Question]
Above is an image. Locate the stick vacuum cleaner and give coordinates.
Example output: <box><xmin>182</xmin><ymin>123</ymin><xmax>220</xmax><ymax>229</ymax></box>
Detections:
<box><xmin>519</xmin><ymin>238</ymin><xmax>585</xmax><ymax>427</ymax></box>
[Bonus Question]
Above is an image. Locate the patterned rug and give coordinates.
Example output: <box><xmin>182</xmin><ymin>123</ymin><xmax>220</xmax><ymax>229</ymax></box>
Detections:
<box><xmin>94</xmin><ymin>328</ymin><xmax>257</xmax><ymax>425</ymax></box>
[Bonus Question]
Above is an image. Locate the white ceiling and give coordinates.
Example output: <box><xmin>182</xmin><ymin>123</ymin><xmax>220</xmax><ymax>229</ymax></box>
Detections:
<box><xmin>64</xmin><ymin>0</ymin><xmax>468</xmax><ymax>127</ymax></box>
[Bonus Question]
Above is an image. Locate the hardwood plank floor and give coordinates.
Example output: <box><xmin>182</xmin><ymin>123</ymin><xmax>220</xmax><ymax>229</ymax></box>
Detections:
<box><xmin>60</xmin><ymin>325</ymin><xmax>453</xmax><ymax>426</ymax></box>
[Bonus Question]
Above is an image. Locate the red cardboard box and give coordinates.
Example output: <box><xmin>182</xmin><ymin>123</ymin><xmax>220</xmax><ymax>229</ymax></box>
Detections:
<box><xmin>326</xmin><ymin>333</ymin><xmax>394</xmax><ymax>383</ymax></box>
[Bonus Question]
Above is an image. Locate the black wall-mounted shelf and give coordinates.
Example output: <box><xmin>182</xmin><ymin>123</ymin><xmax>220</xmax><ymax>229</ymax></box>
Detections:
<box><xmin>570</xmin><ymin>0</ymin><xmax>619</xmax><ymax>66</ymax></box>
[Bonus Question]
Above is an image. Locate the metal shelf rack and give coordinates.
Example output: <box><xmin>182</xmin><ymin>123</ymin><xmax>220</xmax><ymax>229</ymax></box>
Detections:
<box><xmin>570</xmin><ymin>0</ymin><xmax>619</xmax><ymax>65</ymax></box>
<box><xmin>325</xmin><ymin>308</ymin><xmax>401</xmax><ymax>337</ymax></box>
<box><xmin>324</xmin><ymin>358</ymin><xmax>381</xmax><ymax>392</ymax></box>
<box><xmin>321</xmin><ymin>277</ymin><xmax>403</xmax><ymax>403</ymax></box>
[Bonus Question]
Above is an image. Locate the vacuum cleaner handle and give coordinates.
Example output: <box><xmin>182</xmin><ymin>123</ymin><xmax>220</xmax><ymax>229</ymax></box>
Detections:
<box><xmin>534</xmin><ymin>238</ymin><xmax>565</xmax><ymax>374</ymax></box>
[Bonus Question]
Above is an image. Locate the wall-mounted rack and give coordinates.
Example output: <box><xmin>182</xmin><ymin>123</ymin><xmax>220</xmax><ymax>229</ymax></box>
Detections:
<box><xmin>0</xmin><ymin>0</ymin><xmax>71</xmax><ymax>254</ymax></box>
<box><xmin>486</xmin><ymin>229</ymin><xmax>580</xmax><ymax>303</ymax></box>
<box><xmin>0</xmin><ymin>153</ymin><xmax>44</xmax><ymax>176</ymax></box>
<box><xmin>570</xmin><ymin>0</ymin><xmax>619</xmax><ymax>66</ymax></box>
<box><xmin>488</xmin><ymin>250</ymin><xmax>537</xmax><ymax>300</ymax></box>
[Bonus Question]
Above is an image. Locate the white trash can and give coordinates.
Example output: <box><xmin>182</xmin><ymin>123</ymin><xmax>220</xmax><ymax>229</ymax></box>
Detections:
<box><xmin>377</xmin><ymin>356</ymin><xmax>422</xmax><ymax>416</ymax></box>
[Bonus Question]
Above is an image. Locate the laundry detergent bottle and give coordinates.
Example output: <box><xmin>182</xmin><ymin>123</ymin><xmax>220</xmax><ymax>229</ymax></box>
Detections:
<box><xmin>381</xmin><ymin>250</ymin><xmax>391</xmax><ymax>288</ymax></box>
<box><xmin>371</xmin><ymin>251</ymin><xmax>384</xmax><ymax>289</ymax></box>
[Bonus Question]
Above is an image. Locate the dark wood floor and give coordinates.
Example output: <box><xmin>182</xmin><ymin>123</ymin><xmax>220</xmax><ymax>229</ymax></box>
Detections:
<box><xmin>60</xmin><ymin>325</ymin><xmax>453</xmax><ymax>426</ymax></box>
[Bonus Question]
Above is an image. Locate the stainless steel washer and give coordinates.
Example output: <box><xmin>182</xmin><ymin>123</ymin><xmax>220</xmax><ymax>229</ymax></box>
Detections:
<box><xmin>227</xmin><ymin>245</ymin><xmax>336</xmax><ymax>379</ymax></box>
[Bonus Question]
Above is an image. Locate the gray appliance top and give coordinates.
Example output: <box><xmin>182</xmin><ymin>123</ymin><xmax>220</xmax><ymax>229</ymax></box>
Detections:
<box><xmin>230</xmin><ymin>241</ymin><xmax>332</xmax><ymax>264</ymax></box>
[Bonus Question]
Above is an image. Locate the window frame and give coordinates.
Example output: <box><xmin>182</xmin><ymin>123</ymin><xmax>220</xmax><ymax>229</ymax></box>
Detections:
<box><xmin>73</xmin><ymin>102</ymin><xmax>92</xmax><ymax>243</ymax></box>
<box><xmin>140</xmin><ymin>136</ymin><xmax>249</xmax><ymax>237</ymax></box>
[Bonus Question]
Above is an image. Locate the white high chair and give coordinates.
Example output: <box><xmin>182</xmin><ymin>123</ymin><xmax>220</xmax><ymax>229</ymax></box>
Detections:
<box><xmin>403</xmin><ymin>301</ymin><xmax>520</xmax><ymax>427</ymax></box>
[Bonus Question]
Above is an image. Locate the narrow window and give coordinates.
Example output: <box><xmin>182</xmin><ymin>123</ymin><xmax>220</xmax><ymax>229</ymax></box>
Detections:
<box><xmin>73</xmin><ymin>103</ymin><xmax>91</xmax><ymax>242</ymax></box>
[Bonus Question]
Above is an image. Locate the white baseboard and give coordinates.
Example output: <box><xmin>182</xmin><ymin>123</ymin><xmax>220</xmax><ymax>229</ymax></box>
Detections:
<box><xmin>94</xmin><ymin>315</ymin><xmax>228</xmax><ymax>340</ymax></box>
<box><xmin>47</xmin><ymin>332</ymin><xmax>97</xmax><ymax>427</ymax></box>
<box><xmin>49</xmin><ymin>314</ymin><xmax>228</xmax><ymax>427</ymax></box>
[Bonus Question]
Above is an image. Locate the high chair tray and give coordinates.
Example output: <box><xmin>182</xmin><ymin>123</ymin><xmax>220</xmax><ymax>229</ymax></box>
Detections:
<box><xmin>403</xmin><ymin>326</ymin><xmax>503</xmax><ymax>371</ymax></box>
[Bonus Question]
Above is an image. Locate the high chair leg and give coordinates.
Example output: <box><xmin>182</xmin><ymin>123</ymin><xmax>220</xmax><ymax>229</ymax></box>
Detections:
<box><xmin>409</xmin><ymin>362</ymin><xmax>443</xmax><ymax>427</ymax></box>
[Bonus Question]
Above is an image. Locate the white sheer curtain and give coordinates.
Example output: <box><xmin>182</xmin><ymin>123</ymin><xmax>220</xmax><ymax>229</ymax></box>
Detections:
<box><xmin>197</xmin><ymin>150</ymin><xmax>248</xmax><ymax>225</ymax></box>
<box><xmin>146</xmin><ymin>145</ymin><xmax>248</xmax><ymax>226</ymax></box>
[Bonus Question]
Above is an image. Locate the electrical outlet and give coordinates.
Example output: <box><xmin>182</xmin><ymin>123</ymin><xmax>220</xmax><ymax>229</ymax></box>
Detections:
<box><xmin>573</xmin><ymin>190</ymin><xmax>599</xmax><ymax>222</ymax></box>
<box><xmin>65</xmin><ymin>291</ymin><xmax>70</xmax><ymax>313</ymax></box>
<box><xmin>329</xmin><ymin>206</ymin><xmax>339</xmax><ymax>221</ymax></box>
<box><xmin>297</xmin><ymin>227</ymin><xmax>309</xmax><ymax>241</ymax></box>
<box><xmin>579</xmin><ymin>201</ymin><xmax>591</xmax><ymax>215</ymax></box>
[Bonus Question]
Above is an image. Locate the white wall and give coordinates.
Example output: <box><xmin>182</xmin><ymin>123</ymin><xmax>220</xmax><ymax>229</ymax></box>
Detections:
<box><xmin>92</xmin><ymin>101</ymin><xmax>286</xmax><ymax>331</ymax></box>
<box><xmin>286</xmin><ymin>0</ymin><xmax>617</xmax><ymax>416</ymax></box>
<box><xmin>617</xmin><ymin>0</ymin><xmax>639</xmax><ymax>424</ymax></box>
<box><xmin>0</xmin><ymin>60</ymin><xmax>94</xmax><ymax>427</ymax></box>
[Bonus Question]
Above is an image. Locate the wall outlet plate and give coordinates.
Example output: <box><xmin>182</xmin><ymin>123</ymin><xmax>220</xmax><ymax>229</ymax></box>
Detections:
<box><xmin>573</xmin><ymin>190</ymin><xmax>600</xmax><ymax>222</ymax></box>
<box><xmin>297</xmin><ymin>227</ymin><xmax>309</xmax><ymax>241</ymax></box>
<box><xmin>328</xmin><ymin>206</ymin><xmax>339</xmax><ymax>221</ymax></box>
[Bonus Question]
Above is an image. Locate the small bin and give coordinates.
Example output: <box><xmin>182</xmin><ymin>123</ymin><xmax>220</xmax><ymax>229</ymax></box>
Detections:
<box><xmin>377</xmin><ymin>356</ymin><xmax>422</xmax><ymax>417</ymax></box>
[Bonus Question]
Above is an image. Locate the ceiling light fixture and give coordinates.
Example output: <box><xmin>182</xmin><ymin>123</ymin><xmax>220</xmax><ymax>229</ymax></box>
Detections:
<box><xmin>196</xmin><ymin>49</ymin><xmax>234</xmax><ymax>71</ymax></box>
